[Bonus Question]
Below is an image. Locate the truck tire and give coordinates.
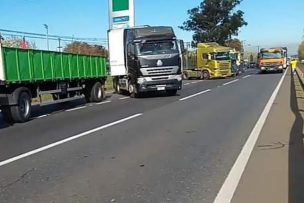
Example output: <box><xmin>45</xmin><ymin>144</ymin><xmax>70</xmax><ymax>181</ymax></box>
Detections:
<box><xmin>203</xmin><ymin>70</ymin><xmax>210</xmax><ymax>80</ymax></box>
<box><xmin>199</xmin><ymin>71</ymin><xmax>204</xmax><ymax>80</ymax></box>
<box><xmin>85</xmin><ymin>82</ymin><xmax>104</xmax><ymax>103</ymax></box>
<box><xmin>182</xmin><ymin>72</ymin><xmax>189</xmax><ymax>80</ymax></box>
<box><xmin>128</xmin><ymin>83</ymin><xmax>140</xmax><ymax>98</ymax></box>
<box><xmin>10</xmin><ymin>89</ymin><xmax>32</xmax><ymax>123</ymax></box>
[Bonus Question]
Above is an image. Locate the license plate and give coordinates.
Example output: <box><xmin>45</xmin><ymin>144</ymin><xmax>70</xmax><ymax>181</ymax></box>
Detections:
<box><xmin>157</xmin><ymin>86</ymin><xmax>166</xmax><ymax>91</ymax></box>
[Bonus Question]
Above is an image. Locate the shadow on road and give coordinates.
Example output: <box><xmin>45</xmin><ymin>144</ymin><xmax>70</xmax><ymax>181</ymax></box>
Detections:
<box><xmin>0</xmin><ymin>98</ymin><xmax>87</xmax><ymax>130</ymax></box>
<box><xmin>289</xmin><ymin>73</ymin><xmax>304</xmax><ymax>203</ymax></box>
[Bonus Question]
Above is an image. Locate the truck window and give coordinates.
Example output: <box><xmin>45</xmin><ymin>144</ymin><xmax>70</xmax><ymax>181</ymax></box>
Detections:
<box><xmin>261</xmin><ymin>52</ymin><xmax>282</xmax><ymax>59</ymax></box>
<box><xmin>136</xmin><ymin>41</ymin><xmax>179</xmax><ymax>56</ymax></box>
<box><xmin>127</xmin><ymin>43</ymin><xmax>136</xmax><ymax>57</ymax></box>
<box><xmin>211</xmin><ymin>52</ymin><xmax>230</xmax><ymax>60</ymax></box>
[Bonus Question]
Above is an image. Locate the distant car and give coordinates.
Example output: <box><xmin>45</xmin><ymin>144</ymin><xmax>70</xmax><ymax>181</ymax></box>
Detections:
<box><xmin>301</xmin><ymin>59</ymin><xmax>304</xmax><ymax>64</ymax></box>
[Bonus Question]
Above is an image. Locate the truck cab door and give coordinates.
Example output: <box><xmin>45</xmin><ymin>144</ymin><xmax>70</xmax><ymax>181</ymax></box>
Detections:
<box><xmin>126</xmin><ymin>43</ymin><xmax>138</xmax><ymax>81</ymax></box>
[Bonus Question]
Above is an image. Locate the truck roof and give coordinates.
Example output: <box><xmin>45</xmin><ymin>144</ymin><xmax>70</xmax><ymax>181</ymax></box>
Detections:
<box><xmin>126</xmin><ymin>26</ymin><xmax>176</xmax><ymax>40</ymax></box>
<box><xmin>197</xmin><ymin>42</ymin><xmax>231</xmax><ymax>53</ymax></box>
<box><xmin>260</xmin><ymin>48</ymin><xmax>282</xmax><ymax>53</ymax></box>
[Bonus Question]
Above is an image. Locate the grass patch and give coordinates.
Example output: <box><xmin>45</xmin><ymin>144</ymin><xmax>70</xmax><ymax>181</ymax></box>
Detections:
<box><xmin>105</xmin><ymin>76</ymin><xmax>114</xmax><ymax>92</ymax></box>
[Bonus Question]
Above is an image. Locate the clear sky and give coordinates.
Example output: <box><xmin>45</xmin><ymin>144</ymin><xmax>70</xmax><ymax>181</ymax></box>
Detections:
<box><xmin>1</xmin><ymin>0</ymin><xmax>303</xmax><ymax>54</ymax></box>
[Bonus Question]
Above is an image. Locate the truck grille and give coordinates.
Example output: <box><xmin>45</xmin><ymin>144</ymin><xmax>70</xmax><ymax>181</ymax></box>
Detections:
<box><xmin>147</xmin><ymin>67</ymin><xmax>173</xmax><ymax>75</ymax></box>
<box><xmin>219</xmin><ymin>63</ymin><xmax>230</xmax><ymax>70</ymax></box>
<box><xmin>264</xmin><ymin>62</ymin><xmax>280</xmax><ymax>66</ymax></box>
<box><xmin>140</xmin><ymin>66</ymin><xmax>179</xmax><ymax>76</ymax></box>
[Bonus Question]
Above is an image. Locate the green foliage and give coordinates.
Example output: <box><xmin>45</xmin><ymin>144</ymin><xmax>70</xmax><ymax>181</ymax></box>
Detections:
<box><xmin>64</xmin><ymin>41</ymin><xmax>108</xmax><ymax>57</ymax></box>
<box><xmin>180</xmin><ymin>0</ymin><xmax>247</xmax><ymax>46</ymax></box>
<box><xmin>226</xmin><ymin>38</ymin><xmax>243</xmax><ymax>52</ymax></box>
<box><xmin>298</xmin><ymin>41</ymin><xmax>304</xmax><ymax>60</ymax></box>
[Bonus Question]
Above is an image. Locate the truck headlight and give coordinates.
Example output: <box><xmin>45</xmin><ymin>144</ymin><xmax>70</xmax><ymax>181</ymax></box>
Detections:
<box><xmin>261</xmin><ymin>67</ymin><xmax>266</xmax><ymax>70</ymax></box>
<box><xmin>278</xmin><ymin>66</ymin><xmax>283</xmax><ymax>69</ymax></box>
<box><xmin>170</xmin><ymin>75</ymin><xmax>182</xmax><ymax>81</ymax></box>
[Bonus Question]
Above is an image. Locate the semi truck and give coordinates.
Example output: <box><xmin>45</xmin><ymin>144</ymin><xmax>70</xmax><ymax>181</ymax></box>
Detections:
<box><xmin>258</xmin><ymin>48</ymin><xmax>285</xmax><ymax>73</ymax></box>
<box><xmin>0</xmin><ymin>45</ymin><xmax>107</xmax><ymax>123</ymax></box>
<box><xmin>108</xmin><ymin>26</ymin><xmax>183</xmax><ymax>97</ymax></box>
<box><xmin>183</xmin><ymin>43</ymin><xmax>232</xmax><ymax>80</ymax></box>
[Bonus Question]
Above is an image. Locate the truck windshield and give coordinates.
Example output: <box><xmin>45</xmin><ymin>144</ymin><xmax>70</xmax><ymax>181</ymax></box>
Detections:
<box><xmin>261</xmin><ymin>52</ymin><xmax>282</xmax><ymax>59</ymax></box>
<box><xmin>212</xmin><ymin>52</ymin><xmax>230</xmax><ymax>60</ymax></box>
<box><xmin>136</xmin><ymin>41</ymin><xmax>179</xmax><ymax>56</ymax></box>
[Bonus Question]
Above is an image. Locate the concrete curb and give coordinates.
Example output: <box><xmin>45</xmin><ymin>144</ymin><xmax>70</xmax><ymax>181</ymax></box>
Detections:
<box><xmin>296</xmin><ymin>67</ymin><xmax>304</xmax><ymax>85</ymax></box>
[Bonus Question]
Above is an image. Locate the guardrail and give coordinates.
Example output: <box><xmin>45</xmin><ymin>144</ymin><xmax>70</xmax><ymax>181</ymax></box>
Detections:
<box><xmin>296</xmin><ymin>64</ymin><xmax>304</xmax><ymax>85</ymax></box>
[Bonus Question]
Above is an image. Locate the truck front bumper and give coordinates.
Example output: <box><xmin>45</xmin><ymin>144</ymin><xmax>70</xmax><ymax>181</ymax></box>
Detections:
<box><xmin>138</xmin><ymin>79</ymin><xmax>182</xmax><ymax>93</ymax></box>
<box><xmin>260</xmin><ymin>65</ymin><xmax>283</xmax><ymax>71</ymax></box>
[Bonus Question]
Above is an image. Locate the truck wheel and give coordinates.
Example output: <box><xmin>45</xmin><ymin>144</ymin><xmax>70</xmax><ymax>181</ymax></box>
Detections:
<box><xmin>182</xmin><ymin>73</ymin><xmax>189</xmax><ymax>80</ymax></box>
<box><xmin>10</xmin><ymin>89</ymin><xmax>32</xmax><ymax>123</ymax></box>
<box><xmin>166</xmin><ymin>90</ymin><xmax>177</xmax><ymax>96</ymax></box>
<box><xmin>85</xmin><ymin>82</ymin><xmax>104</xmax><ymax>103</ymax></box>
<box><xmin>203</xmin><ymin>71</ymin><xmax>210</xmax><ymax>80</ymax></box>
<box><xmin>129</xmin><ymin>83</ymin><xmax>139</xmax><ymax>98</ymax></box>
<box><xmin>199</xmin><ymin>71</ymin><xmax>204</xmax><ymax>80</ymax></box>
<box><xmin>113</xmin><ymin>77</ymin><xmax>122</xmax><ymax>94</ymax></box>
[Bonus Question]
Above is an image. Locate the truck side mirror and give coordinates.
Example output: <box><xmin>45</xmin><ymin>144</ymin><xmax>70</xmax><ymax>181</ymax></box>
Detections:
<box><xmin>178</xmin><ymin>40</ymin><xmax>186</xmax><ymax>54</ymax></box>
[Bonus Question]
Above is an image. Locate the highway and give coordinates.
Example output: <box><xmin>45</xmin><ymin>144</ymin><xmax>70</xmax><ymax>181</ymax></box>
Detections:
<box><xmin>0</xmin><ymin>69</ymin><xmax>284</xmax><ymax>202</ymax></box>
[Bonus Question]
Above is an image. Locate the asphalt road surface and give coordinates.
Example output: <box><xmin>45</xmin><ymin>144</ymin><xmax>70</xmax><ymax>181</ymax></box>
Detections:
<box><xmin>0</xmin><ymin>69</ymin><xmax>284</xmax><ymax>203</ymax></box>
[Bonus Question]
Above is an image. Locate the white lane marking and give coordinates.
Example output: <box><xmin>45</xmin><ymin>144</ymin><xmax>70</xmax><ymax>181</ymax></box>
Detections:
<box><xmin>0</xmin><ymin>113</ymin><xmax>143</xmax><ymax>167</ymax></box>
<box><xmin>66</xmin><ymin>106</ymin><xmax>87</xmax><ymax>112</ymax></box>
<box><xmin>242</xmin><ymin>75</ymin><xmax>251</xmax><ymax>79</ymax></box>
<box><xmin>119</xmin><ymin>97</ymin><xmax>130</xmax><ymax>100</ymax></box>
<box><xmin>96</xmin><ymin>101</ymin><xmax>112</xmax><ymax>105</ymax></box>
<box><xmin>191</xmin><ymin>81</ymin><xmax>199</xmax><ymax>84</ymax></box>
<box><xmin>184</xmin><ymin>83</ymin><xmax>190</xmax><ymax>86</ymax></box>
<box><xmin>179</xmin><ymin>89</ymin><xmax>211</xmax><ymax>101</ymax></box>
<box><xmin>213</xmin><ymin>68</ymin><xmax>288</xmax><ymax>203</ymax></box>
<box><xmin>223</xmin><ymin>79</ymin><xmax>239</xmax><ymax>86</ymax></box>
<box><xmin>35</xmin><ymin>114</ymin><xmax>49</xmax><ymax>119</ymax></box>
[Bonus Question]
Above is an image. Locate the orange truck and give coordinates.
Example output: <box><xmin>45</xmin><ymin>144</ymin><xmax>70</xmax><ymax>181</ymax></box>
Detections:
<box><xmin>258</xmin><ymin>47</ymin><xmax>287</xmax><ymax>73</ymax></box>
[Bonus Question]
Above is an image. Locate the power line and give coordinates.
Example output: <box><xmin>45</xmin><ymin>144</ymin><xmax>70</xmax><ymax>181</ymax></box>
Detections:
<box><xmin>0</xmin><ymin>28</ymin><xmax>108</xmax><ymax>43</ymax></box>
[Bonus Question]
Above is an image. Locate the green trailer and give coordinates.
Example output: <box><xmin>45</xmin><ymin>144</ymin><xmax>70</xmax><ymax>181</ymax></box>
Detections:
<box><xmin>0</xmin><ymin>45</ymin><xmax>108</xmax><ymax>123</ymax></box>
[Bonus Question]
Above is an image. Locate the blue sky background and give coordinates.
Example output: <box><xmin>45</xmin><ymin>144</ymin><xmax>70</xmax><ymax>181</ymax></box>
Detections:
<box><xmin>1</xmin><ymin>0</ymin><xmax>303</xmax><ymax>54</ymax></box>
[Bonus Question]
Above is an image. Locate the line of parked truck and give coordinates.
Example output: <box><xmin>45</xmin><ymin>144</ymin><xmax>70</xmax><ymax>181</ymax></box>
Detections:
<box><xmin>0</xmin><ymin>25</ymin><xmax>252</xmax><ymax>123</ymax></box>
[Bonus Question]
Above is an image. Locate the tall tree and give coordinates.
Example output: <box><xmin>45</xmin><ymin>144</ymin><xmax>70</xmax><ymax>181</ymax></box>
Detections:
<box><xmin>226</xmin><ymin>38</ymin><xmax>243</xmax><ymax>52</ymax></box>
<box><xmin>64</xmin><ymin>41</ymin><xmax>108</xmax><ymax>57</ymax></box>
<box><xmin>298</xmin><ymin>41</ymin><xmax>304</xmax><ymax>60</ymax></box>
<box><xmin>180</xmin><ymin>0</ymin><xmax>247</xmax><ymax>46</ymax></box>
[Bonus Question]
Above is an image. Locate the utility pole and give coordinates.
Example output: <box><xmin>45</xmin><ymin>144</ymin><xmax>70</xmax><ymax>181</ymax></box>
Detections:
<box><xmin>43</xmin><ymin>24</ymin><xmax>49</xmax><ymax>50</ymax></box>
<box><xmin>57</xmin><ymin>38</ymin><xmax>62</xmax><ymax>52</ymax></box>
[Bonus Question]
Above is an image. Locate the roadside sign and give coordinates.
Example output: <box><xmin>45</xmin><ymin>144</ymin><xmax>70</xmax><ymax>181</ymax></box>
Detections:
<box><xmin>109</xmin><ymin>0</ymin><xmax>135</xmax><ymax>29</ymax></box>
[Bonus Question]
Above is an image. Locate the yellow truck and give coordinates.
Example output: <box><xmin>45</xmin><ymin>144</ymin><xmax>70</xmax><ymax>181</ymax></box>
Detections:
<box><xmin>183</xmin><ymin>43</ymin><xmax>231</xmax><ymax>80</ymax></box>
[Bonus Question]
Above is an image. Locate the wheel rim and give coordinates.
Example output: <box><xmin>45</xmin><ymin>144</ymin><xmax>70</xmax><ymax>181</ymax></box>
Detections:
<box><xmin>117</xmin><ymin>83</ymin><xmax>120</xmax><ymax>93</ymax></box>
<box><xmin>203</xmin><ymin>72</ymin><xmax>209</xmax><ymax>79</ymax></box>
<box><xmin>97</xmin><ymin>87</ymin><xmax>102</xmax><ymax>99</ymax></box>
<box><xmin>20</xmin><ymin>96</ymin><xmax>30</xmax><ymax>116</ymax></box>
<box><xmin>129</xmin><ymin>84</ymin><xmax>134</xmax><ymax>93</ymax></box>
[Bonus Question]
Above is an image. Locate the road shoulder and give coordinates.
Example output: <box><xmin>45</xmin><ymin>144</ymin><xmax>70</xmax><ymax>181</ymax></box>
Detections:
<box><xmin>232</xmin><ymin>71</ymin><xmax>304</xmax><ymax>203</ymax></box>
